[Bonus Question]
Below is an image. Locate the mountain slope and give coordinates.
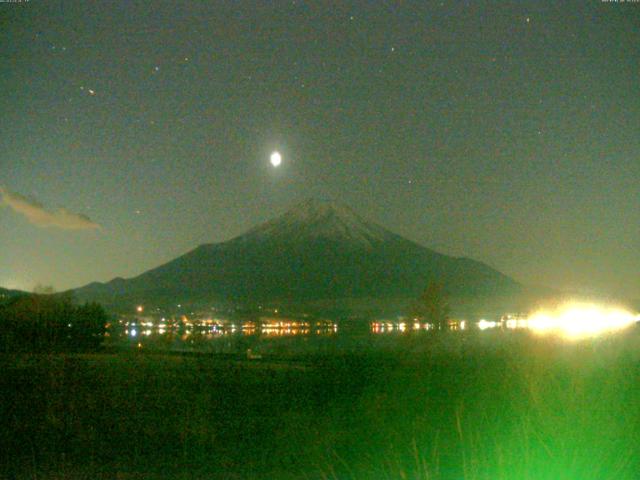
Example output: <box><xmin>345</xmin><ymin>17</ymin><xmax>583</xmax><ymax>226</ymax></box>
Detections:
<box><xmin>73</xmin><ymin>199</ymin><xmax>521</xmax><ymax>307</ymax></box>
<box><xmin>0</xmin><ymin>287</ymin><xmax>28</xmax><ymax>304</ymax></box>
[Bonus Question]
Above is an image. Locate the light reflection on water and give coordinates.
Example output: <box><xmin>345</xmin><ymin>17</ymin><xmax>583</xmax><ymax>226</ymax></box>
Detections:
<box><xmin>114</xmin><ymin>320</ymin><xmax>342</xmax><ymax>355</ymax></box>
<box><xmin>111</xmin><ymin>306</ymin><xmax>639</xmax><ymax>354</ymax></box>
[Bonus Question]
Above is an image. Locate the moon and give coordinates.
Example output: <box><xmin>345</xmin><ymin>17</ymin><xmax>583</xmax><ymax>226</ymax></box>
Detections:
<box><xmin>270</xmin><ymin>151</ymin><xmax>282</xmax><ymax>168</ymax></box>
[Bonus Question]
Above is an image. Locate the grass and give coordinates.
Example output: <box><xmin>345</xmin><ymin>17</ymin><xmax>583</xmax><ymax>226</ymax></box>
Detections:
<box><xmin>0</xmin><ymin>329</ymin><xmax>638</xmax><ymax>479</ymax></box>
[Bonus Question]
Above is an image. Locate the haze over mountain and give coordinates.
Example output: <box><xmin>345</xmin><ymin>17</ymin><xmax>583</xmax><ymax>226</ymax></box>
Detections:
<box><xmin>73</xmin><ymin>199</ymin><xmax>522</xmax><ymax>311</ymax></box>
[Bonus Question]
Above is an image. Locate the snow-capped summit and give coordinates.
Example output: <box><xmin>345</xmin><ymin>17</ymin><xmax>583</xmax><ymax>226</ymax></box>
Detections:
<box><xmin>243</xmin><ymin>198</ymin><xmax>395</xmax><ymax>248</ymax></box>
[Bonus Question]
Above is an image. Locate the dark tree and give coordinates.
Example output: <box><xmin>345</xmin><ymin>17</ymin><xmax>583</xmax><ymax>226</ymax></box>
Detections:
<box><xmin>72</xmin><ymin>302</ymin><xmax>110</xmax><ymax>350</ymax></box>
<box><xmin>412</xmin><ymin>281</ymin><xmax>450</xmax><ymax>331</ymax></box>
<box><xmin>0</xmin><ymin>294</ymin><xmax>109</xmax><ymax>352</ymax></box>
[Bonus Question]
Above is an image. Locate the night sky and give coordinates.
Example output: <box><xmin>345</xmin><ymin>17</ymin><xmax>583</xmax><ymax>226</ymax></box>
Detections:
<box><xmin>1</xmin><ymin>1</ymin><xmax>639</xmax><ymax>298</ymax></box>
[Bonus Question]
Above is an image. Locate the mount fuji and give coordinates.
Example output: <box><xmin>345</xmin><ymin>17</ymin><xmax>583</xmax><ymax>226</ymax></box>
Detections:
<box><xmin>72</xmin><ymin>199</ymin><xmax>521</xmax><ymax>310</ymax></box>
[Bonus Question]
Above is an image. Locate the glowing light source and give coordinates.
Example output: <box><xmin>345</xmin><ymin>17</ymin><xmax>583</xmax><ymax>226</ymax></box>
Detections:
<box><xmin>136</xmin><ymin>305</ymin><xmax>143</xmax><ymax>313</ymax></box>
<box><xmin>478</xmin><ymin>319</ymin><xmax>498</xmax><ymax>330</ymax></box>
<box><xmin>526</xmin><ymin>302</ymin><xmax>638</xmax><ymax>340</ymax></box>
<box><xmin>270</xmin><ymin>151</ymin><xmax>282</xmax><ymax>167</ymax></box>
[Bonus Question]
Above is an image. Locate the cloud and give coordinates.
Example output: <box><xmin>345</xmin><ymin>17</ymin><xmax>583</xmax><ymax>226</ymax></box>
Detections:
<box><xmin>0</xmin><ymin>187</ymin><xmax>101</xmax><ymax>231</ymax></box>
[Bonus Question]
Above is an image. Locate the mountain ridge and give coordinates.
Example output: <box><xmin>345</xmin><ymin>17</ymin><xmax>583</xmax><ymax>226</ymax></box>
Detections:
<box><xmin>0</xmin><ymin>287</ymin><xmax>28</xmax><ymax>302</ymax></box>
<box><xmin>72</xmin><ymin>199</ymin><xmax>522</xmax><ymax>310</ymax></box>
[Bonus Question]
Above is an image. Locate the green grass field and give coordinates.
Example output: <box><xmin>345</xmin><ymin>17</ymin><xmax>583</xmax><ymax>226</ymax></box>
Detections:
<box><xmin>1</xmin><ymin>330</ymin><xmax>639</xmax><ymax>479</ymax></box>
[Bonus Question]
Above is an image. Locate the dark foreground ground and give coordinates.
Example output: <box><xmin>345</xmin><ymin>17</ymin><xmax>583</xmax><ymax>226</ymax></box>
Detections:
<box><xmin>1</xmin><ymin>330</ymin><xmax>639</xmax><ymax>480</ymax></box>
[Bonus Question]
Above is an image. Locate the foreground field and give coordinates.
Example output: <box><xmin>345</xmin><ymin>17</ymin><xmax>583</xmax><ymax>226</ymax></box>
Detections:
<box><xmin>1</xmin><ymin>330</ymin><xmax>639</xmax><ymax>479</ymax></box>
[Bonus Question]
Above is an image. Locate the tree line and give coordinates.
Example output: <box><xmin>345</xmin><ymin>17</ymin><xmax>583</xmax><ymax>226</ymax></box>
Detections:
<box><xmin>0</xmin><ymin>293</ymin><xmax>108</xmax><ymax>353</ymax></box>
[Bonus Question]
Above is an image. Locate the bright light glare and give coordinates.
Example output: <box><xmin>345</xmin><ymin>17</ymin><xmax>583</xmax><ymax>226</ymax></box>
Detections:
<box><xmin>527</xmin><ymin>302</ymin><xmax>638</xmax><ymax>340</ymax></box>
<box><xmin>478</xmin><ymin>319</ymin><xmax>498</xmax><ymax>330</ymax></box>
<box><xmin>270</xmin><ymin>151</ymin><xmax>282</xmax><ymax>167</ymax></box>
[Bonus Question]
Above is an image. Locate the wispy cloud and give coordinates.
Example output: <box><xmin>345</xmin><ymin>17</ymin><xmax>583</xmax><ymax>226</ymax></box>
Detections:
<box><xmin>0</xmin><ymin>187</ymin><xmax>101</xmax><ymax>231</ymax></box>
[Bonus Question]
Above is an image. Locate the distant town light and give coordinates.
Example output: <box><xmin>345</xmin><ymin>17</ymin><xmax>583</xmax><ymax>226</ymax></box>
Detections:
<box><xmin>478</xmin><ymin>319</ymin><xmax>497</xmax><ymax>330</ymax></box>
